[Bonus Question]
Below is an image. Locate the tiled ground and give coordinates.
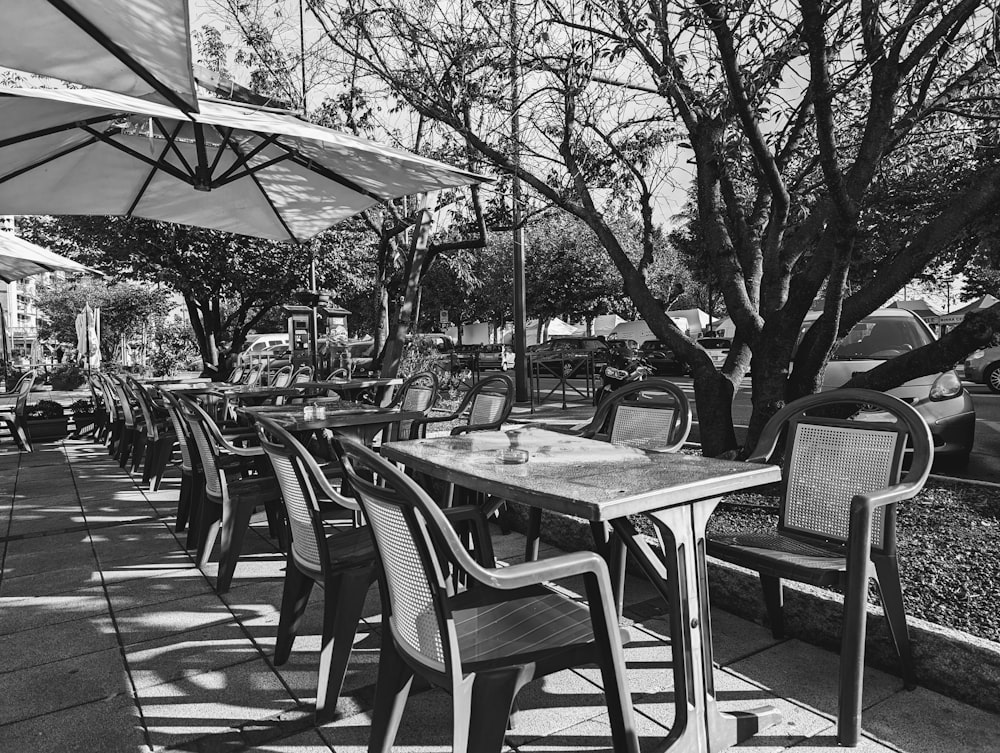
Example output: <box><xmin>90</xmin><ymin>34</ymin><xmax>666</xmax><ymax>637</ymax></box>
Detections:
<box><xmin>2</xmin><ymin>433</ymin><xmax>999</xmax><ymax>753</ymax></box>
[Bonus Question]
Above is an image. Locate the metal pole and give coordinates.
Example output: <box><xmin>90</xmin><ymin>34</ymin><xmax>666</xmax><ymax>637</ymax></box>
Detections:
<box><xmin>0</xmin><ymin>300</ymin><xmax>9</xmax><ymax>387</ymax></box>
<box><xmin>309</xmin><ymin>253</ymin><xmax>319</xmax><ymax>375</ymax></box>
<box><xmin>510</xmin><ymin>0</ymin><xmax>529</xmax><ymax>403</ymax></box>
<box><xmin>299</xmin><ymin>0</ymin><xmax>307</xmax><ymax>113</ymax></box>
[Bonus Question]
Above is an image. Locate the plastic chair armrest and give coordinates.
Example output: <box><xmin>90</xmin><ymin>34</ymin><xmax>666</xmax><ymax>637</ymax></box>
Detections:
<box><xmin>450</xmin><ymin>420</ymin><xmax>505</xmax><ymax>435</ymax></box>
<box><xmin>470</xmin><ymin>550</ymin><xmax>608</xmax><ymax>590</ymax></box>
<box><xmin>850</xmin><ymin>483</ymin><xmax>920</xmax><ymax>513</ymax></box>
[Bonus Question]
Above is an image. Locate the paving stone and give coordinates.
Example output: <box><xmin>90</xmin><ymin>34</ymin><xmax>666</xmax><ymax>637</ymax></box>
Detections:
<box><xmin>0</xmin><ymin>647</ymin><xmax>130</xmax><ymax>725</ymax></box>
<box><xmin>861</xmin><ymin>685</ymin><xmax>1000</xmax><ymax>753</ymax></box>
<box><xmin>0</xmin><ymin>692</ymin><xmax>149</xmax><ymax>753</ymax></box>
<box><xmin>0</xmin><ymin>611</ymin><xmax>119</xmax><ymax>672</ymax></box>
<box><xmin>138</xmin><ymin>658</ymin><xmax>297</xmax><ymax>750</ymax></box>
<box><xmin>244</xmin><ymin>727</ymin><xmax>333</xmax><ymax>752</ymax></box>
<box><xmin>125</xmin><ymin>621</ymin><xmax>263</xmax><ymax>691</ymax></box>
<box><xmin>113</xmin><ymin>592</ymin><xmax>249</xmax><ymax>647</ymax></box>
<box><xmin>0</xmin><ymin>592</ymin><xmax>109</xmax><ymax>634</ymax></box>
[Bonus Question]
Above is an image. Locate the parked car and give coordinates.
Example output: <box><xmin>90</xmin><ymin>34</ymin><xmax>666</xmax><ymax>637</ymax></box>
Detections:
<box><xmin>964</xmin><ymin>345</ymin><xmax>1000</xmax><ymax>393</ymax></box>
<box><xmin>638</xmin><ymin>340</ymin><xmax>687</xmax><ymax>376</ymax></box>
<box><xmin>477</xmin><ymin>343</ymin><xmax>515</xmax><ymax>371</ymax></box>
<box><xmin>802</xmin><ymin>309</ymin><xmax>975</xmax><ymax>468</ymax></box>
<box><xmin>237</xmin><ymin>333</ymin><xmax>289</xmax><ymax>365</ymax></box>
<box><xmin>533</xmin><ymin>336</ymin><xmax>612</xmax><ymax>363</ymax></box>
<box><xmin>697</xmin><ymin>337</ymin><xmax>731</xmax><ymax>369</ymax></box>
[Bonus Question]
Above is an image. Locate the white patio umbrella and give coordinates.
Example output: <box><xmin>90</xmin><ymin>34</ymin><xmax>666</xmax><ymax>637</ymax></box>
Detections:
<box><xmin>75</xmin><ymin>303</ymin><xmax>101</xmax><ymax>370</ymax></box>
<box><xmin>0</xmin><ymin>231</ymin><xmax>96</xmax><ymax>282</ymax></box>
<box><xmin>0</xmin><ymin>0</ymin><xmax>198</xmax><ymax>112</ymax></box>
<box><xmin>0</xmin><ymin>87</ymin><xmax>487</xmax><ymax>242</ymax></box>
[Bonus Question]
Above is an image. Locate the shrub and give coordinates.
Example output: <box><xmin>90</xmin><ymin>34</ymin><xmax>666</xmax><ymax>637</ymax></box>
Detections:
<box><xmin>69</xmin><ymin>398</ymin><xmax>94</xmax><ymax>414</ymax></box>
<box><xmin>148</xmin><ymin>349</ymin><xmax>179</xmax><ymax>378</ymax></box>
<box><xmin>26</xmin><ymin>399</ymin><xmax>65</xmax><ymax>419</ymax></box>
<box><xmin>49</xmin><ymin>364</ymin><xmax>86</xmax><ymax>391</ymax></box>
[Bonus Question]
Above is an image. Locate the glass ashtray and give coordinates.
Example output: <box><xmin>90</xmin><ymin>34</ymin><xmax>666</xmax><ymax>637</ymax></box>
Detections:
<box><xmin>497</xmin><ymin>448</ymin><xmax>529</xmax><ymax>465</ymax></box>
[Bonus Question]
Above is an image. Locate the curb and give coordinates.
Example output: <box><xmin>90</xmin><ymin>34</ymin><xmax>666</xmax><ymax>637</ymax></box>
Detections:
<box><xmin>498</xmin><ymin>504</ymin><xmax>1000</xmax><ymax>716</ymax></box>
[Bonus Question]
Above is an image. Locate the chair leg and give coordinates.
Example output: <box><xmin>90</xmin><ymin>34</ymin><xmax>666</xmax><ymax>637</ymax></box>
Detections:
<box><xmin>275</xmin><ymin>562</ymin><xmax>315</xmax><ymax>665</ymax></box>
<box><xmin>117</xmin><ymin>428</ymin><xmax>133</xmax><ymax>466</ymax></box>
<box><xmin>215</xmin><ymin>498</ymin><xmax>256</xmax><ymax>593</ymax></box>
<box><xmin>609</xmin><ymin>532</ymin><xmax>628</xmax><ymax>616</ymax></box>
<box><xmin>760</xmin><ymin>574</ymin><xmax>785</xmax><ymax>639</ymax></box>
<box><xmin>195</xmin><ymin>497</ymin><xmax>222</xmax><ymax>567</ymax></box>
<box><xmin>186</xmin><ymin>475</ymin><xmax>206</xmax><ymax>549</ymax></box>
<box><xmin>175</xmin><ymin>472</ymin><xmax>192</xmax><ymax>533</ymax></box>
<box><xmin>11</xmin><ymin>418</ymin><xmax>33</xmax><ymax>452</ymax></box>
<box><xmin>367</xmin><ymin>636</ymin><xmax>415</xmax><ymax>753</ymax></box>
<box><xmin>315</xmin><ymin>566</ymin><xmax>374</xmax><ymax>723</ymax></box>
<box><xmin>132</xmin><ymin>432</ymin><xmax>148</xmax><ymax>474</ymax></box>
<box><xmin>873</xmin><ymin>555</ymin><xmax>915</xmax><ymax>688</ymax></box>
<box><xmin>524</xmin><ymin>506</ymin><xmax>542</xmax><ymax>561</ymax></box>
<box><xmin>147</xmin><ymin>438</ymin><xmax>174</xmax><ymax>492</ymax></box>
<box><xmin>457</xmin><ymin>667</ymin><xmax>529</xmax><ymax>753</ymax></box>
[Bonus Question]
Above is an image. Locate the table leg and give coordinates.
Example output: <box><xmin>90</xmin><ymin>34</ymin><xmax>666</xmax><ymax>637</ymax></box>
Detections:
<box><xmin>612</xmin><ymin>499</ymin><xmax>779</xmax><ymax>753</ymax></box>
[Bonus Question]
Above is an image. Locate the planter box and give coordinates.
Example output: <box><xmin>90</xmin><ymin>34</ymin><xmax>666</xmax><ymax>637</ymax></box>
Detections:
<box><xmin>26</xmin><ymin>417</ymin><xmax>71</xmax><ymax>441</ymax></box>
<box><xmin>72</xmin><ymin>412</ymin><xmax>96</xmax><ymax>434</ymax></box>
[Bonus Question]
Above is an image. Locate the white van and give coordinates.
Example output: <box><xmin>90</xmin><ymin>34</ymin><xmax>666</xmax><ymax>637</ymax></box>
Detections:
<box><xmin>607</xmin><ymin>317</ymin><xmax>688</xmax><ymax>344</ymax></box>
<box><xmin>238</xmin><ymin>333</ymin><xmax>289</xmax><ymax>365</ymax></box>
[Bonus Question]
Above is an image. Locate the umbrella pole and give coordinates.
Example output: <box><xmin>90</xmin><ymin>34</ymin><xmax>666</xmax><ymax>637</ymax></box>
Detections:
<box><xmin>309</xmin><ymin>253</ymin><xmax>319</xmax><ymax>376</ymax></box>
<box><xmin>0</xmin><ymin>300</ymin><xmax>9</xmax><ymax>387</ymax></box>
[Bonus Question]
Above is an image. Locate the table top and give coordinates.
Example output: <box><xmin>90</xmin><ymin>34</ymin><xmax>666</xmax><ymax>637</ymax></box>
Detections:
<box><xmin>381</xmin><ymin>426</ymin><xmax>781</xmax><ymax>522</ymax></box>
<box><xmin>298</xmin><ymin>377</ymin><xmax>402</xmax><ymax>392</ymax></box>
<box><xmin>241</xmin><ymin>402</ymin><xmax>423</xmax><ymax>432</ymax></box>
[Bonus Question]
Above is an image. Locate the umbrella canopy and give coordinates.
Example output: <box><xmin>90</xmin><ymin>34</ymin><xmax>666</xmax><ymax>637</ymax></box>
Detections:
<box><xmin>0</xmin><ymin>87</ymin><xmax>487</xmax><ymax>242</ymax></box>
<box><xmin>0</xmin><ymin>0</ymin><xmax>197</xmax><ymax>112</ymax></box>
<box><xmin>0</xmin><ymin>231</ymin><xmax>96</xmax><ymax>282</ymax></box>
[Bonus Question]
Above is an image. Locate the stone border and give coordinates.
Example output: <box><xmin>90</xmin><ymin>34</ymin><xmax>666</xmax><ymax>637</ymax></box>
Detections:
<box><xmin>499</xmin><ymin>505</ymin><xmax>1000</xmax><ymax>715</ymax></box>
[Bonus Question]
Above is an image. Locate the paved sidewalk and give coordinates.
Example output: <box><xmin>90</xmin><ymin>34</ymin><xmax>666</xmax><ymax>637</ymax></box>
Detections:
<box><xmin>1</xmin><ymin>432</ymin><xmax>999</xmax><ymax>752</ymax></box>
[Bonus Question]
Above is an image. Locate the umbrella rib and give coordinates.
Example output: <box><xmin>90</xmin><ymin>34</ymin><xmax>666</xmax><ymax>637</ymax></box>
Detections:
<box><xmin>212</xmin><ymin>154</ymin><xmax>291</xmax><ymax>188</ymax></box>
<box><xmin>0</xmin><ymin>135</ymin><xmax>100</xmax><ymax>186</ymax></box>
<box><xmin>47</xmin><ymin>0</ymin><xmax>197</xmax><ymax>114</ymax></box>
<box><xmin>210</xmin><ymin>127</ymin><xmax>283</xmax><ymax>185</ymax></box>
<box><xmin>81</xmin><ymin>126</ymin><xmax>192</xmax><ymax>185</ymax></box>
<box><xmin>150</xmin><ymin>118</ymin><xmax>196</xmax><ymax>178</ymax></box>
<box><xmin>207</xmin><ymin>127</ymin><xmax>235</xmax><ymax>176</ymax></box>
<box><xmin>0</xmin><ymin>113</ymin><xmax>121</xmax><ymax>149</ymax></box>
<box><xmin>226</xmin><ymin>138</ymin><xmax>301</xmax><ymax>242</ymax></box>
<box><xmin>127</xmin><ymin>124</ymin><xmax>186</xmax><ymax>216</ymax></box>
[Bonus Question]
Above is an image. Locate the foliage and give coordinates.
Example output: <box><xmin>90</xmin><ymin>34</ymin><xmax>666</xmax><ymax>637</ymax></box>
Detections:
<box><xmin>49</xmin><ymin>364</ymin><xmax>87</xmax><ymax>391</ymax></box>
<box><xmin>69</xmin><ymin>399</ymin><xmax>94</xmax><ymax>415</ymax></box>
<box><xmin>32</xmin><ymin>276</ymin><xmax>170</xmax><ymax>365</ymax></box>
<box><xmin>26</xmin><ymin>400</ymin><xmax>65</xmax><ymax>419</ymax></box>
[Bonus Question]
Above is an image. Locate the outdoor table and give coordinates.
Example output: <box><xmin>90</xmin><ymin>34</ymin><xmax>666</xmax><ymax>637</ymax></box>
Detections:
<box><xmin>381</xmin><ymin>426</ymin><xmax>784</xmax><ymax>753</ymax></box>
<box><xmin>298</xmin><ymin>377</ymin><xmax>402</xmax><ymax>406</ymax></box>
<box><xmin>240</xmin><ymin>401</ymin><xmax>423</xmax><ymax>443</ymax></box>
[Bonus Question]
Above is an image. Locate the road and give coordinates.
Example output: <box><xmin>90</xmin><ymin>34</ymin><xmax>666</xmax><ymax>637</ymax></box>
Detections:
<box><xmin>528</xmin><ymin>373</ymin><xmax>1000</xmax><ymax>483</ymax></box>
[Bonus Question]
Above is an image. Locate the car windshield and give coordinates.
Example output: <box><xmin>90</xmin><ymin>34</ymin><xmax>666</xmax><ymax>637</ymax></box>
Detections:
<box><xmin>640</xmin><ymin>341</ymin><xmax>670</xmax><ymax>353</ymax></box>
<box><xmin>799</xmin><ymin>315</ymin><xmax>933</xmax><ymax>360</ymax></box>
<box><xmin>698</xmin><ymin>338</ymin><xmax>730</xmax><ymax>349</ymax></box>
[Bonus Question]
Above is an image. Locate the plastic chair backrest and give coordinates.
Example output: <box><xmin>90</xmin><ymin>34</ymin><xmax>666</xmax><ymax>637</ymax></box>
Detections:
<box><xmin>584</xmin><ymin>379</ymin><xmax>691</xmax><ymax>452</ymax></box>
<box><xmin>110</xmin><ymin>375</ymin><xmax>137</xmax><ymax>427</ymax></box>
<box><xmin>748</xmin><ymin>388</ymin><xmax>933</xmax><ymax>557</ymax></box>
<box><xmin>159</xmin><ymin>389</ymin><xmax>195</xmax><ymax>472</ymax></box>
<box><xmin>394</xmin><ymin>371</ymin><xmax>438</xmax><ymax>439</ymax></box>
<box><xmin>326</xmin><ymin>368</ymin><xmax>349</xmax><ymax>380</ymax></box>
<box><xmin>88</xmin><ymin>375</ymin><xmax>106</xmax><ymax>412</ymax></box>
<box><xmin>229</xmin><ymin>365</ymin><xmax>245</xmax><ymax>383</ymax></box>
<box><xmin>780</xmin><ymin>417</ymin><xmax>904</xmax><ymax>552</ymax></box>
<box><xmin>255</xmin><ymin>414</ymin><xmax>358</xmax><ymax>576</ymax></box>
<box><xmin>243</xmin><ymin>365</ymin><xmax>262</xmax><ymax>387</ymax></box>
<box><xmin>338</xmin><ymin>437</ymin><xmax>458</xmax><ymax>674</ymax></box>
<box><xmin>460</xmin><ymin>374</ymin><xmax>513</xmax><ymax>429</ymax></box>
<box><xmin>127</xmin><ymin>377</ymin><xmax>160</xmax><ymax>439</ymax></box>
<box><xmin>270</xmin><ymin>365</ymin><xmax>293</xmax><ymax>388</ymax></box>
<box><xmin>291</xmin><ymin>366</ymin><xmax>313</xmax><ymax>383</ymax></box>
<box><xmin>99</xmin><ymin>374</ymin><xmax>120</xmax><ymax>423</ymax></box>
<box><xmin>12</xmin><ymin>371</ymin><xmax>36</xmax><ymax>416</ymax></box>
<box><xmin>177</xmin><ymin>395</ymin><xmax>225</xmax><ymax>499</ymax></box>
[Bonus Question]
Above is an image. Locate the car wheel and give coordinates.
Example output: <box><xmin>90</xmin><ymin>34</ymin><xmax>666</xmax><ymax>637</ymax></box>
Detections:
<box><xmin>987</xmin><ymin>363</ymin><xmax>1000</xmax><ymax>394</ymax></box>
